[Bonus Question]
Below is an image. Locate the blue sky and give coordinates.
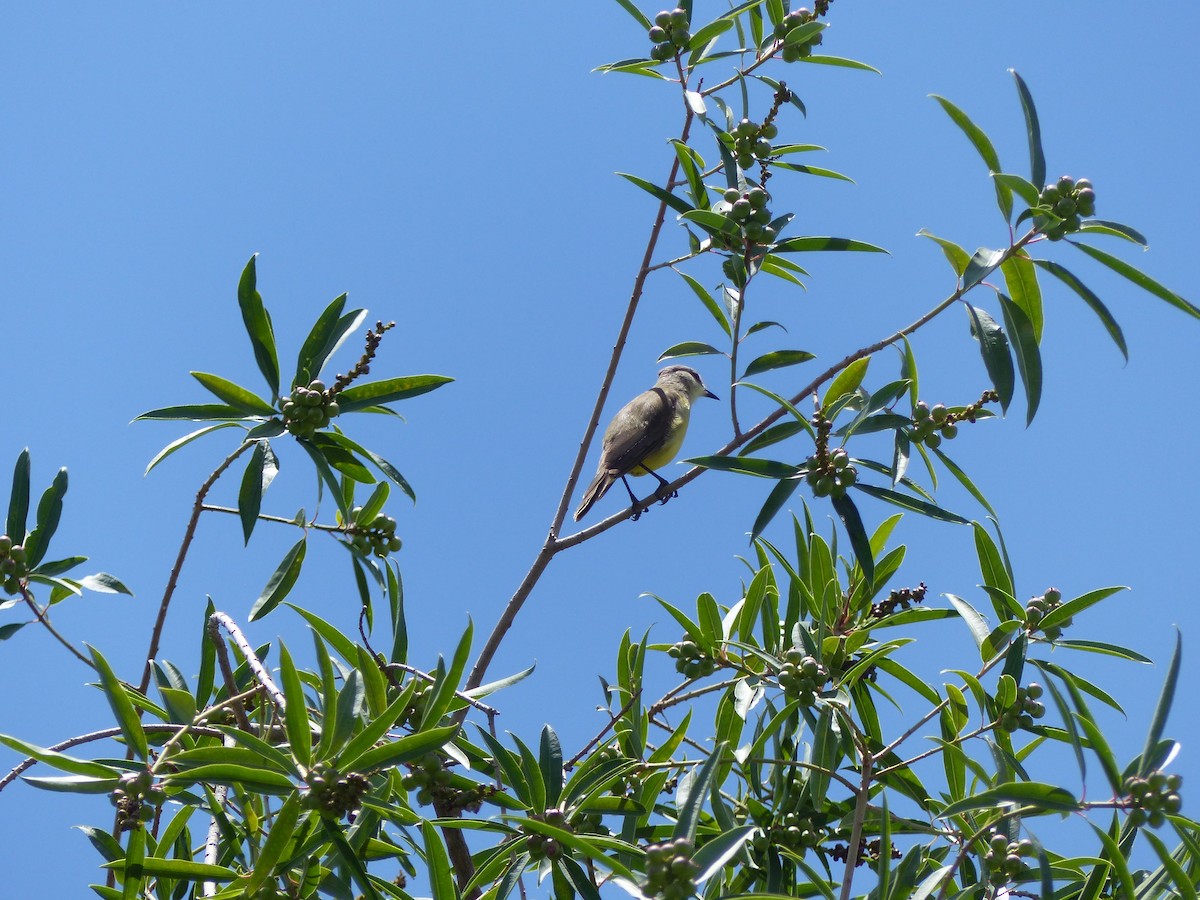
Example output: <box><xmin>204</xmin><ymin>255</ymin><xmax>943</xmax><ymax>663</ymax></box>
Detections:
<box><xmin>2</xmin><ymin>3</ymin><xmax>1198</xmax><ymax>895</ymax></box>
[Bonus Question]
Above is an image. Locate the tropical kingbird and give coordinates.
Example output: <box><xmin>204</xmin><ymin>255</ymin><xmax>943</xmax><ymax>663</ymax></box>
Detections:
<box><xmin>574</xmin><ymin>365</ymin><xmax>718</xmax><ymax>521</ymax></box>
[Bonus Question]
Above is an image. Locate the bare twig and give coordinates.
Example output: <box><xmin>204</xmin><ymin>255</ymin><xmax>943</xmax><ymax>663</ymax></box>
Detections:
<box><xmin>19</xmin><ymin>584</ymin><xmax>93</xmax><ymax>668</ymax></box>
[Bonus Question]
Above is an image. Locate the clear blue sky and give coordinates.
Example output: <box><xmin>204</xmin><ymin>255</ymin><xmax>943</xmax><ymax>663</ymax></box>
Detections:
<box><xmin>2</xmin><ymin>3</ymin><xmax>1198</xmax><ymax>895</ymax></box>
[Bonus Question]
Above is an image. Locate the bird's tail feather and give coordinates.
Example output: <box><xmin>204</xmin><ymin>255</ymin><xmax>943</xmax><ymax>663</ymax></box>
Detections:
<box><xmin>574</xmin><ymin>472</ymin><xmax>615</xmax><ymax>521</ymax></box>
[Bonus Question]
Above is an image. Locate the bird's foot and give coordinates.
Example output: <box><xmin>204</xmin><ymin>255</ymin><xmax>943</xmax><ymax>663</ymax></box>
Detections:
<box><xmin>630</xmin><ymin>503</ymin><xmax>645</xmax><ymax>521</ymax></box>
<box><xmin>654</xmin><ymin>486</ymin><xmax>678</xmax><ymax>506</ymax></box>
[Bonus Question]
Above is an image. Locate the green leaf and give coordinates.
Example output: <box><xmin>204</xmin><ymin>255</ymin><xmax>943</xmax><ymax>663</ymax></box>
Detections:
<box><xmin>189</xmin><ymin>372</ymin><xmax>277</xmax><ymax>415</ymax></box>
<box><xmin>659</xmin><ymin>341</ymin><xmax>726</xmax><ymax>361</ymax></box>
<box><xmin>236</xmin><ymin>254</ymin><xmax>280</xmax><ymax>399</ymax></box>
<box><xmin>134</xmin><ymin>404</ymin><xmax>252</xmax><ymax>422</ymax></box>
<box><xmin>1140</xmin><ymin>630</ymin><xmax>1181</xmax><ymax>776</ymax></box>
<box><xmin>823</xmin><ymin>356</ymin><xmax>870</xmax><ymax>409</ymax></box>
<box><xmin>0</xmin><ymin>734</ymin><xmax>121</xmax><ymax>778</ymax></box>
<box><xmin>1034</xmin><ymin>259</ymin><xmax>1128</xmax><ymax>360</ymax></box>
<box><xmin>965</xmin><ymin>304</ymin><xmax>1014</xmax><ymax>412</ymax></box>
<box><xmin>944</xmin><ymin>593</ymin><xmax>990</xmax><ymax>651</ymax></box>
<box><xmin>680</xmin><ymin>209</ymin><xmax>742</xmax><ymax>237</ymax></box>
<box><xmin>676</xmin><ymin>270</ymin><xmax>731</xmax><ymax>337</ymax></box>
<box><xmin>88</xmin><ymin>644</ymin><xmax>148</xmax><ymax>761</ymax></box>
<box><xmin>962</xmin><ymin>247</ymin><xmax>1005</xmax><ymax>290</ymax></box>
<box><xmin>7</xmin><ymin>448</ymin><xmax>30</xmax><ymax>541</ymax></box>
<box><xmin>686</xmin><ymin>456</ymin><xmax>799</xmax><ymax>478</ymax></box>
<box><xmin>1039</xmin><ymin>586</ymin><xmax>1126</xmax><ymax>632</ymax></box>
<box><xmin>294</xmin><ymin>295</ymin><xmax>367</xmax><ymax>388</ymax></box>
<box><xmin>743</xmin><ymin>349</ymin><xmax>815</xmax><ymax>378</ymax></box>
<box><xmin>237</xmin><ymin>441</ymin><xmax>269</xmax><ymax>544</ymax></box>
<box><xmin>77</xmin><ymin>572</ymin><xmax>133</xmax><ymax>595</ymax></box>
<box><xmin>350</xmin><ymin>725</ymin><xmax>459</xmax><ymax>773</ymax></box>
<box><xmin>143</xmin><ymin>423</ymin><xmax>242</xmax><ymax>476</ymax></box>
<box><xmin>1072</xmin><ymin>241</ymin><xmax>1200</xmax><ymax>319</ymax></box>
<box><xmin>1001</xmin><ymin>252</ymin><xmax>1044</xmax><ymax>341</ymax></box>
<box><xmin>693</xmin><ymin>824</ymin><xmax>757</xmax><ymax>883</ymax></box>
<box><xmin>1055</xmin><ymin>639</ymin><xmax>1151</xmax><ymax>662</ymax></box>
<box><xmin>1076</xmin><ymin>219</ymin><xmax>1148</xmax><ymax>246</ymax></box>
<box><xmin>671</xmin><ymin>139</ymin><xmax>708</xmax><ymax>209</ymax></box>
<box><xmin>613</xmin><ymin>0</ymin><xmax>653</xmax><ymax>30</ymax></box>
<box><xmin>307</xmin><ymin>433</ymin><xmax>375</xmax><ymax>484</ymax></box>
<box><xmin>772</xmin><ymin>236</ymin><xmax>888</xmax><ymax>254</ymax></box>
<box><xmin>249</xmin><ymin>538</ymin><xmax>307</xmax><ymax>621</ymax></box>
<box><xmin>750</xmin><ymin>477</ymin><xmax>800</xmax><ymax>542</ymax></box>
<box><xmin>929</xmin><ymin>94</ymin><xmax>1010</xmax><ymax>220</ymax></box>
<box><xmin>25</xmin><ymin>467</ymin><xmax>68</xmax><ymax>568</ymax></box>
<box><xmin>831</xmin><ymin>493</ymin><xmax>873</xmax><ymax>586</ymax></box>
<box><xmin>1010</xmin><ymin>70</ymin><xmax>1046</xmax><ymax>190</ymax></box>
<box><xmin>998</xmin><ymin>294</ymin><xmax>1042</xmax><ymax>425</ymax></box>
<box><xmin>674</xmin><ymin>743</ymin><xmax>726</xmax><ymax>843</ymax></box>
<box><xmin>973</xmin><ymin>522</ymin><xmax>1013</xmax><ymax>600</ymax></box>
<box><xmin>336</xmin><ymin>375</ymin><xmax>454</xmax><ymax>413</ymax></box>
<box><xmin>617</xmin><ymin>172</ymin><xmax>694</xmax><ymax>216</ymax></box>
<box><xmin>795</xmin><ymin>54</ymin><xmax>881</xmax><ymax>74</ymax></box>
<box><xmin>245</xmin><ymin>793</ymin><xmax>301</xmax><ymax>895</ymax></box>
<box><xmin>993</xmin><ymin>172</ymin><xmax>1040</xmax><ymax>208</ymax></box>
<box><xmin>540</xmin><ymin>725</ymin><xmax>564</xmax><ymax>807</ymax></box>
<box><xmin>277</xmin><ymin>644</ymin><xmax>312</xmax><ymax>769</ymax></box>
<box><xmin>917</xmin><ymin>229</ymin><xmax>969</xmax><ymax>277</ymax></box>
<box><xmin>929</xmin><ymin>446</ymin><xmax>997</xmax><ymax>518</ymax></box>
<box><xmin>853</xmin><ymin>483</ymin><xmax>969</xmax><ymax>524</ymax></box>
<box><xmin>942</xmin><ymin>781</ymin><xmax>1078</xmax><ymax>816</ymax></box>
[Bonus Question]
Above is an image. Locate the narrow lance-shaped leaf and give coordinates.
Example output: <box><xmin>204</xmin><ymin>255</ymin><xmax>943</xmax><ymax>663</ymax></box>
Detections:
<box><xmin>236</xmin><ymin>255</ymin><xmax>280</xmax><ymax>399</ymax></box>
<box><xmin>823</xmin><ymin>356</ymin><xmax>870</xmax><ymax>409</ymax></box>
<box><xmin>25</xmin><ymin>467</ymin><xmax>68</xmax><ymax>568</ymax></box>
<box><xmin>673</xmin><ymin>742</ymin><xmax>727</xmax><ymax>843</ymax></box>
<box><xmin>238</xmin><ymin>442</ymin><xmax>267</xmax><ymax>545</ymax></box>
<box><xmin>335</xmin><ymin>375</ymin><xmax>454</xmax><ymax>414</ymax></box>
<box><xmin>294</xmin><ymin>297</ymin><xmax>368</xmax><ymax>389</ymax></box>
<box><xmin>189</xmin><ymin>372</ymin><xmax>277</xmax><ymax>415</ymax></box>
<box><xmin>1034</xmin><ymin>259</ymin><xmax>1128</xmax><ymax>360</ymax></box>
<box><xmin>617</xmin><ymin>172</ymin><xmax>694</xmax><ymax>216</ymax></box>
<box><xmin>917</xmin><ymin>229</ymin><xmax>969</xmax><ymax>277</ymax></box>
<box><xmin>7</xmin><ymin>448</ymin><xmax>30</xmax><ymax>541</ymax></box>
<box><xmin>772</xmin><ymin>235</ymin><xmax>888</xmax><ymax>254</ymax></box>
<box><xmin>965</xmin><ymin>304</ymin><xmax>1014</xmax><ymax>412</ymax></box>
<box><xmin>1071</xmin><ymin>241</ymin><xmax>1200</xmax><ymax>319</ymax></box>
<box><xmin>962</xmin><ymin>247</ymin><xmax>1006</xmax><ymax>290</ymax></box>
<box><xmin>1001</xmin><ymin>252</ymin><xmax>1044</xmax><ymax>341</ymax></box>
<box><xmin>88</xmin><ymin>645</ymin><xmax>149</xmax><ymax>761</ymax></box>
<box><xmin>1140</xmin><ymin>630</ymin><xmax>1181</xmax><ymax>776</ymax></box>
<box><xmin>1010</xmin><ymin>70</ymin><xmax>1046</xmax><ymax>190</ymax></box>
<box><xmin>998</xmin><ymin>293</ymin><xmax>1043</xmax><ymax>425</ymax></box>
<box><xmin>676</xmin><ymin>270</ymin><xmax>731</xmax><ymax>338</ymax></box>
<box><xmin>743</xmin><ymin>349</ymin><xmax>815</xmax><ymax>378</ymax></box>
<box><xmin>929</xmin><ymin>94</ymin><xmax>1011</xmax><ymax>221</ymax></box>
<box><xmin>248</xmin><ymin>538</ymin><xmax>307</xmax><ymax>621</ymax></box>
<box><xmin>831</xmin><ymin>492</ymin><xmax>874</xmax><ymax>586</ymax></box>
<box><xmin>750</xmin><ymin>477</ymin><xmax>800</xmax><ymax>542</ymax></box>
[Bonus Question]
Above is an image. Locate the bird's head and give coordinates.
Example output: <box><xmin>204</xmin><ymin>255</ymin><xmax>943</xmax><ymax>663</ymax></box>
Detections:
<box><xmin>657</xmin><ymin>365</ymin><xmax>718</xmax><ymax>402</ymax></box>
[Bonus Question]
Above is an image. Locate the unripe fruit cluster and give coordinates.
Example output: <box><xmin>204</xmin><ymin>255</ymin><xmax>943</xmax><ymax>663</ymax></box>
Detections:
<box><xmin>774</xmin><ymin>8</ymin><xmax>823</xmax><ymax>61</ymax></box>
<box><xmin>668</xmin><ymin>638</ymin><xmax>717</xmax><ymax>679</ymax></box>
<box><xmin>805</xmin><ymin>447</ymin><xmax>857</xmax><ymax>499</ymax></box>
<box><xmin>643</xmin><ymin>837</ymin><xmax>698</xmax><ymax>900</ymax></box>
<box><xmin>773</xmin><ymin>810</ymin><xmax>824</xmax><ymax>851</ymax></box>
<box><xmin>716</xmin><ymin>185</ymin><xmax>776</xmax><ymax>252</ymax></box>
<box><xmin>731</xmin><ymin>119</ymin><xmax>778</xmax><ymax>171</ymax></box>
<box><xmin>1025</xmin><ymin>587</ymin><xmax>1071</xmax><ymax>640</ymax></box>
<box><xmin>346</xmin><ymin>507</ymin><xmax>402</xmax><ymax>557</ymax></box>
<box><xmin>998</xmin><ymin>682</ymin><xmax>1045</xmax><ymax>733</ymax></box>
<box><xmin>401</xmin><ymin>752</ymin><xmax>452</xmax><ymax>807</ymax></box>
<box><xmin>777</xmin><ymin>648</ymin><xmax>826</xmax><ymax>705</ymax></box>
<box><xmin>910</xmin><ymin>402</ymin><xmax>960</xmax><ymax>449</ymax></box>
<box><xmin>598</xmin><ymin>744</ymin><xmax>645</xmax><ymax>797</ymax></box>
<box><xmin>283</xmin><ymin>379</ymin><xmax>340</xmax><ymax>439</ymax></box>
<box><xmin>523</xmin><ymin>807</ymin><xmax>570</xmax><ymax>861</ymax></box>
<box><xmin>648</xmin><ymin>8</ymin><xmax>691</xmax><ymax>60</ymax></box>
<box><xmin>0</xmin><ymin>534</ymin><xmax>28</xmax><ymax>595</ymax></box>
<box><xmin>1124</xmin><ymin>772</ymin><xmax>1183</xmax><ymax>828</ymax></box>
<box><xmin>304</xmin><ymin>761</ymin><xmax>370</xmax><ymax>818</ymax></box>
<box><xmin>984</xmin><ymin>832</ymin><xmax>1035</xmax><ymax>885</ymax></box>
<box><xmin>110</xmin><ymin>769</ymin><xmax>166</xmax><ymax>831</ymax></box>
<box><xmin>1038</xmin><ymin>176</ymin><xmax>1095</xmax><ymax>241</ymax></box>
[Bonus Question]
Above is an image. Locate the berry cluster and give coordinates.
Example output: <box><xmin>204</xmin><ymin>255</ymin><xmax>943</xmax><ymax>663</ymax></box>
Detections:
<box><xmin>715</xmin><ymin>185</ymin><xmax>776</xmax><ymax>253</ymax></box>
<box><xmin>732</xmin><ymin>119</ymin><xmax>778</xmax><ymax>171</ymax></box>
<box><xmin>304</xmin><ymin>761</ymin><xmax>370</xmax><ymax>819</ymax></box>
<box><xmin>772</xmin><ymin>810</ymin><xmax>824</xmax><ymax>851</ymax></box>
<box><xmin>345</xmin><ymin>508</ymin><xmax>402</xmax><ymax>558</ymax></box>
<box><xmin>643</xmin><ymin>837</ymin><xmax>698</xmax><ymax>900</ymax></box>
<box><xmin>870</xmin><ymin>583</ymin><xmax>927</xmax><ymax>618</ymax></box>
<box><xmin>110</xmin><ymin>770</ymin><xmax>166</xmax><ymax>832</ymax></box>
<box><xmin>0</xmin><ymin>535</ymin><xmax>28</xmax><ymax>595</ymax></box>
<box><xmin>983</xmin><ymin>833</ymin><xmax>1035</xmax><ymax>885</ymax></box>
<box><xmin>774</xmin><ymin>7</ymin><xmax>824</xmax><ymax>61</ymax></box>
<box><xmin>403</xmin><ymin>752</ymin><xmax>492</xmax><ymax>812</ymax></box>
<box><xmin>997</xmin><ymin>682</ymin><xmax>1045</xmax><ymax>733</ymax></box>
<box><xmin>597</xmin><ymin>744</ymin><xmax>646</xmax><ymax>797</ymax></box>
<box><xmin>523</xmin><ymin>807</ymin><xmax>571</xmax><ymax>861</ymax></box>
<box><xmin>830</xmin><ymin>837</ymin><xmax>902</xmax><ymax>866</ymax></box>
<box><xmin>910</xmin><ymin>391</ymin><xmax>998</xmax><ymax>448</ymax></box>
<box><xmin>668</xmin><ymin>638</ymin><xmax>718</xmax><ymax>679</ymax></box>
<box><xmin>804</xmin><ymin>447</ymin><xmax>857</xmax><ymax>499</ymax></box>
<box><xmin>648</xmin><ymin>8</ymin><xmax>691</xmax><ymax>60</ymax></box>
<box><xmin>1124</xmin><ymin>772</ymin><xmax>1183</xmax><ymax>828</ymax></box>
<box><xmin>1025</xmin><ymin>587</ymin><xmax>1071</xmax><ymax>640</ymax></box>
<box><xmin>777</xmin><ymin>648</ymin><xmax>826</xmax><ymax>705</ymax></box>
<box><xmin>282</xmin><ymin>379</ymin><xmax>340</xmax><ymax>439</ymax></box>
<box><xmin>1037</xmin><ymin>176</ymin><xmax>1095</xmax><ymax>241</ymax></box>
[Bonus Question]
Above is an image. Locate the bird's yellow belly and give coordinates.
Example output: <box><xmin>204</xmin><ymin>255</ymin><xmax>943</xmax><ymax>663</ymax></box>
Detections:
<box><xmin>633</xmin><ymin>408</ymin><xmax>689</xmax><ymax>474</ymax></box>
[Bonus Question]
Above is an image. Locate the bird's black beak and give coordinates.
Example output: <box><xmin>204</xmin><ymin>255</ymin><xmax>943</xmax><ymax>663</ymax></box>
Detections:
<box><xmin>704</xmin><ymin>389</ymin><xmax>719</xmax><ymax>400</ymax></box>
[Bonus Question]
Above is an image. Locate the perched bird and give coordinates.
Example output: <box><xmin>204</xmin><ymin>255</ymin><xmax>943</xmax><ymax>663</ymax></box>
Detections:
<box><xmin>574</xmin><ymin>365</ymin><xmax>718</xmax><ymax>521</ymax></box>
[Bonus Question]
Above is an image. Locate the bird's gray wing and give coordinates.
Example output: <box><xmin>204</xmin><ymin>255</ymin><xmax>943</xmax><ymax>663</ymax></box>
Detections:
<box><xmin>598</xmin><ymin>387</ymin><xmax>674</xmax><ymax>475</ymax></box>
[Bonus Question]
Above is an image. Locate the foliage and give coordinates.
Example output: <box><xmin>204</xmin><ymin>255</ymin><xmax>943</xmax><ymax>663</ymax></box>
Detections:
<box><xmin>1</xmin><ymin>3</ymin><xmax>1197</xmax><ymax>900</ymax></box>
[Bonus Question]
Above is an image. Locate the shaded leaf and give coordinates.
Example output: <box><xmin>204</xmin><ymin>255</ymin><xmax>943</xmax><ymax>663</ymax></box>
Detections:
<box><xmin>659</xmin><ymin>341</ymin><xmax>725</xmax><ymax>361</ymax></box>
<box><xmin>832</xmin><ymin>492</ymin><xmax>874</xmax><ymax>586</ymax></box>
<box><xmin>6</xmin><ymin>448</ymin><xmax>30</xmax><ymax>542</ymax></box>
<box><xmin>998</xmin><ymin>293</ymin><xmax>1042</xmax><ymax>424</ymax></box>
<box><xmin>772</xmin><ymin>236</ymin><xmax>888</xmax><ymax>254</ymax></box>
<box><xmin>1034</xmin><ymin>259</ymin><xmax>1128</xmax><ymax>360</ymax></box>
<box><xmin>249</xmin><ymin>538</ymin><xmax>307</xmax><ymax>621</ymax></box>
<box><xmin>618</xmin><ymin>172</ymin><xmax>694</xmax><ymax>216</ymax></box>
<box><xmin>236</xmin><ymin>255</ymin><xmax>281</xmax><ymax>399</ymax></box>
<box><xmin>743</xmin><ymin>349</ymin><xmax>815</xmax><ymax>377</ymax></box>
<box><xmin>190</xmin><ymin>372</ymin><xmax>276</xmax><ymax>415</ymax></box>
<box><xmin>687</xmin><ymin>456</ymin><xmax>799</xmax><ymax>478</ymax></box>
<box><xmin>965</xmin><ymin>304</ymin><xmax>1014</xmax><ymax>412</ymax></box>
<box><xmin>1072</xmin><ymin>241</ymin><xmax>1200</xmax><ymax>319</ymax></box>
<box><xmin>1010</xmin><ymin>70</ymin><xmax>1046</xmax><ymax>190</ymax></box>
<box><xmin>336</xmin><ymin>375</ymin><xmax>454</xmax><ymax>413</ymax></box>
